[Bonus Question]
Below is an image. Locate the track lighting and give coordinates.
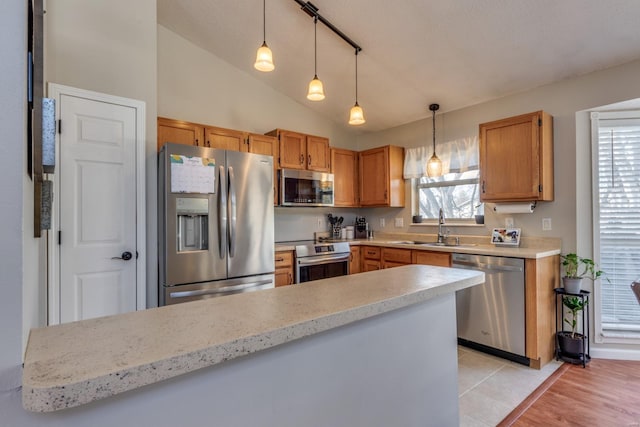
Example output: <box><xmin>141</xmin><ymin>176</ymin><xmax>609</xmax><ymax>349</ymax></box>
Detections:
<box><xmin>254</xmin><ymin>0</ymin><xmax>274</xmax><ymax>72</ymax></box>
<box><xmin>427</xmin><ymin>103</ymin><xmax>443</xmax><ymax>177</ymax></box>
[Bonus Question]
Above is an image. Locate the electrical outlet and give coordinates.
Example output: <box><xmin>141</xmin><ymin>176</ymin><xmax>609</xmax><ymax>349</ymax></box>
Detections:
<box><xmin>505</xmin><ymin>217</ymin><xmax>514</xmax><ymax>228</ymax></box>
<box><xmin>317</xmin><ymin>217</ymin><xmax>323</xmax><ymax>230</ymax></box>
<box><xmin>542</xmin><ymin>218</ymin><xmax>552</xmax><ymax>231</ymax></box>
<box><xmin>395</xmin><ymin>218</ymin><xmax>404</xmax><ymax>227</ymax></box>
<box><xmin>380</xmin><ymin>218</ymin><xmax>385</xmax><ymax>228</ymax></box>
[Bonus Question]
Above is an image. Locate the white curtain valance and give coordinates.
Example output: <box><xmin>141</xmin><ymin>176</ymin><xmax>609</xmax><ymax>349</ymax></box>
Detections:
<box><xmin>403</xmin><ymin>136</ymin><xmax>479</xmax><ymax>179</ymax></box>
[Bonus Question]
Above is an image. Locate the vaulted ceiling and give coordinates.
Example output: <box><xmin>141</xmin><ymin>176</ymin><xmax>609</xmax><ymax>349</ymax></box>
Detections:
<box><xmin>158</xmin><ymin>0</ymin><xmax>640</xmax><ymax>132</ymax></box>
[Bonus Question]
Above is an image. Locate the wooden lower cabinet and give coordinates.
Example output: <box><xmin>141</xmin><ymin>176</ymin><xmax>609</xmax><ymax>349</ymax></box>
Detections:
<box><xmin>349</xmin><ymin>246</ymin><xmax>361</xmax><ymax>275</ymax></box>
<box><xmin>382</xmin><ymin>247</ymin><xmax>412</xmax><ymax>269</ymax></box>
<box><xmin>411</xmin><ymin>250</ymin><xmax>452</xmax><ymax>267</ymax></box>
<box><xmin>525</xmin><ymin>255</ymin><xmax>559</xmax><ymax>369</ymax></box>
<box><xmin>361</xmin><ymin>246</ymin><xmax>381</xmax><ymax>272</ymax></box>
<box><xmin>274</xmin><ymin>250</ymin><xmax>294</xmax><ymax>287</ymax></box>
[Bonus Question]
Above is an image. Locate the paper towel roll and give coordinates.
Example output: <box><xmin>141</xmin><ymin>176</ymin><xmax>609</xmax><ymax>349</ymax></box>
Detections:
<box><xmin>492</xmin><ymin>202</ymin><xmax>535</xmax><ymax>214</ymax></box>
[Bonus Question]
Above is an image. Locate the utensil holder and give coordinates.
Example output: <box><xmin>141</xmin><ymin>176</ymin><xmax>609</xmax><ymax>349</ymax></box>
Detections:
<box><xmin>332</xmin><ymin>226</ymin><xmax>341</xmax><ymax>239</ymax></box>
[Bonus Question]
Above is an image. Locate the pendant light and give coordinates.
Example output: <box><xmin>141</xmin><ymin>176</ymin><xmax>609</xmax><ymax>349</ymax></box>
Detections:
<box><xmin>254</xmin><ymin>0</ymin><xmax>274</xmax><ymax>72</ymax></box>
<box><xmin>348</xmin><ymin>48</ymin><xmax>365</xmax><ymax>125</ymax></box>
<box><xmin>307</xmin><ymin>16</ymin><xmax>325</xmax><ymax>101</ymax></box>
<box><xmin>426</xmin><ymin>103</ymin><xmax>443</xmax><ymax>177</ymax></box>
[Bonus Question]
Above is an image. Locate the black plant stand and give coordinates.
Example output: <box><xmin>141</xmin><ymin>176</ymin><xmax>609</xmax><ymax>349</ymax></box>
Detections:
<box><xmin>554</xmin><ymin>288</ymin><xmax>591</xmax><ymax>367</ymax></box>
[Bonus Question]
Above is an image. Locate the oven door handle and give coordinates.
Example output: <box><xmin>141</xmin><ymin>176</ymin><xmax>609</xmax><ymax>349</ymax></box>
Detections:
<box><xmin>297</xmin><ymin>254</ymin><xmax>351</xmax><ymax>266</ymax></box>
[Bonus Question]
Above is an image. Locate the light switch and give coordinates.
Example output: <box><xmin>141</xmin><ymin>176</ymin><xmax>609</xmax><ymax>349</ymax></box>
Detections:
<box><xmin>395</xmin><ymin>218</ymin><xmax>404</xmax><ymax>227</ymax></box>
<box><xmin>542</xmin><ymin>218</ymin><xmax>552</xmax><ymax>231</ymax></box>
<box><xmin>505</xmin><ymin>217</ymin><xmax>514</xmax><ymax>228</ymax></box>
<box><xmin>380</xmin><ymin>218</ymin><xmax>385</xmax><ymax>228</ymax></box>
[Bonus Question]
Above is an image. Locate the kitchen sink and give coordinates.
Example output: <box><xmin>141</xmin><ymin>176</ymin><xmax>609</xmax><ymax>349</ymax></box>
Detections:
<box><xmin>385</xmin><ymin>240</ymin><xmax>476</xmax><ymax>248</ymax></box>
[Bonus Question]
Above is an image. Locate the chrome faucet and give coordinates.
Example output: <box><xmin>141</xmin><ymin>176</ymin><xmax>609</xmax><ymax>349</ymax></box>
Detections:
<box><xmin>437</xmin><ymin>208</ymin><xmax>446</xmax><ymax>244</ymax></box>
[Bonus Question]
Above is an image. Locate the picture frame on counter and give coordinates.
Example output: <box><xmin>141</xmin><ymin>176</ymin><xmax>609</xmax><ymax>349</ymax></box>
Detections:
<box><xmin>491</xmin><ymin>228</ymin><xmax>521</xmax><ymax>247</ymax></box>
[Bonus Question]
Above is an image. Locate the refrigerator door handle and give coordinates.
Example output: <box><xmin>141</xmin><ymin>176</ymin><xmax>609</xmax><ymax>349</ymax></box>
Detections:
<box><xmin>218</xmin><ymin>165</ymin><xmax>227</xmax><ymax>259</ymax></box>
<box><xmin>228</xmin><ymin>165</ymin><xmax>237</xmax><ymax>257</ymax></box>
<box><xmin>169</xmin><ymin>279</ymin><xmax>273</xmax><ymax>299</ymax></box>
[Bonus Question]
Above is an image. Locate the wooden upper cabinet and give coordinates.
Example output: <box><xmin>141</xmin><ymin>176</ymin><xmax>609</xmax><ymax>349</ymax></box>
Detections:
<box><xmin>479</xmin><ymin>111</ymin><xmax>554</xmax><ymax>202</ymax></box>
<box><xmin>331</xmin><ymin>148</ymin><xmax>359</xmax><ymax>207</ymax></box>
<box><xmin>247</xmin><ymin>133</ymin><xmax>278</xmax><ymax>157</ymax></box>
<box><xmin>359</xmin><ymin>145</ymin><xmax>405</xmax><ymax>207</ymax></box>
<box><xmin>306</xmin><ymin>135</ymin><xmax>330</xmax><ymax>172</ymax></box>
<box><xmin>157</xmin><ymin>117</ymin><xmax>204</xmax><ymax>151</ymax></box>
<box><xmin>204</xmin><ymin>126</ymin><xmax>247</xmax><ymax>151</ymax></box>
<box><xmin>267</xmin><ymin>129</ymin><xmax>306</xmax><ymax>169</ymax></box>
<box><xmin>266</xmin><ymin>129</ymin><xmax>330</xmax><ymax>172</ymax></box>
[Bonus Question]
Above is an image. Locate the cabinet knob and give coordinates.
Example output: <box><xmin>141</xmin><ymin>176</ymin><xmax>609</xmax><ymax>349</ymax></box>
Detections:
<box><xmin>299</xmin><ymin>154</ymin><xmax>304</xmax><ymax>165</ymax></box>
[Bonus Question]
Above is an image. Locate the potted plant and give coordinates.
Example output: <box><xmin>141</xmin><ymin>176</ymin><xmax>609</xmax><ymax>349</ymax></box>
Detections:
<box><xmin>561</xmin><ymin>253</ymin><xmax>605</xmax><ymax>294</ymax></box>
<box><xmin>557</xmin><ymin>296</ymin><xmax>587</xmax><ymax>356</ymax></box>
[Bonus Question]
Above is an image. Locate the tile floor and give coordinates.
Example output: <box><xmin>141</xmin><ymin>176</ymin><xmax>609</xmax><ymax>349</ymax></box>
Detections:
<box><xmin>457</xmin><ymin>346</ymin><xmax>563</xmax><ymax>426</ymax></box>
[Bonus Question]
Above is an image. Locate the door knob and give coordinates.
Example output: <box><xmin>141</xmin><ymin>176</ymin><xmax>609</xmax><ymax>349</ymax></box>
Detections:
<box><xmin>112</xmin><ymin>251</ymin><xmax>133</xmax><ymax>261</ymax></box>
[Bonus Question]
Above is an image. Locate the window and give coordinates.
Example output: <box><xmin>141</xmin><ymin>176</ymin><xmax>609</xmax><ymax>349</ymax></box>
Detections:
<box><xmin>416</xmin><ymin>170</ymin><xmax>480</xmax><ymax>219</ymax></box>
<box><xmin>404</xmin><ymin>136</ymin><xmax>480</xmax><ymax>220</ymax></box>
<box><xmin>592</xmin><ymin>110</ymin><xmax>640</xmax><ymax>338</ymax></box>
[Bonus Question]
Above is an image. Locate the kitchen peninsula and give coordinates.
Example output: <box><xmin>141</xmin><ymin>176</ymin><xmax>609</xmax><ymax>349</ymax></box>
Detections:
<box><xmin>22</xmin><ymin>265</ymin><xmax>483</xmax><ymax>426</ymax></box>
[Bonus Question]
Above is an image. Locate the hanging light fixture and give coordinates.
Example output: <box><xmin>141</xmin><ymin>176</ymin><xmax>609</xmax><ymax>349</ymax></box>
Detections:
<box><xmin>348</xmin><ymin>48</ymin><xmax>365</xmax><ymax>125</ymax></box>
<box><xmin>307</xmin><ymin>15</ymin><xmax>325</xmax><ymax>101</ymax></box>
<box><xmin>426</xmin><ymin>103</ymin><xmax>443</xmax><ymax>177</ymax></box>
<box><xmin>254</xmin><ymin>0</ymin><xmax>275</xmax><ymax>72</ymax></box>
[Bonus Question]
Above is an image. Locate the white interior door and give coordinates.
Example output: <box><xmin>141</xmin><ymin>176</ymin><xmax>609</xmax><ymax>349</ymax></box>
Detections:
<box><xmin>56</xmin><ymin>90</ymin><xmax>140</xmax><ymax>323</ymax></box>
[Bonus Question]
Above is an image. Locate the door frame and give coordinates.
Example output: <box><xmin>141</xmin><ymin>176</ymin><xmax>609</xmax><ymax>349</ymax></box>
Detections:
<box><xmin>47</xmin><ymin>83</ymin><xmax>147</xmax><ymax>325</ymax></box>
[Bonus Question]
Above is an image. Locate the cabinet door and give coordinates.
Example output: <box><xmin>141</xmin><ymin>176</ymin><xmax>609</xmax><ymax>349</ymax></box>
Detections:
<box><xmin>249</xmin><ymin>134</ymin><xmax>279</xmax><ymax>205</ymax></box>
<box><xmin>480</xmin><ymin>111</ymin><xmax>554</xmax><ymax>202</ymax></box>
<box><xmin>331</xmin><ymin>148</ymin><xmax>359</xmax><ymax>207</ymax></box>
<box><xmin>278</xmin><ymin>130</ymin><xmax>306</xmax><ymax>169</ymax></box>
<box><xmin>275</xmin><ymin>267</ymin><xmax>293</xmax><ymax>287</ymax></box>
<box><xmin>359</xmin><ymin>147</ymin><xmax>388</xmax><ymax>206</ymax></box>
<box><xmin>412</xmin><ymin>250</ymin><xmax>451</xmax><ymax>267</ymax></box>
<box><xmin>362</xmin><ymin>259</ymin><xmax>381</xmax><ymax>272</ymax></box>
<box><xmin>204</xmin><ymin>126</ymin><xmax>247</xmax><ymax>151</ymax></box>
<box><xmin>350</xmin><ymin>246</ymin><xmax>361</xmax><ymax>274</ymax></box>
<box><xmin>306</xmin><ymin>135</ymin><xmax>330</xmax><ymax>172</ymax></box>
<box><xmin>157</xmin><ymin>117</ymin><xmax>204</xmax><ymax>151</ymax></box>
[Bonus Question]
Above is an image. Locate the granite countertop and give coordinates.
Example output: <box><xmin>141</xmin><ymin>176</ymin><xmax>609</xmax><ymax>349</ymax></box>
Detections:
<box><xmin>276</xmin><ymin>234</ymin><xmax>560</xmax><ymax>259</ymax></box>
<box><xmin>22</xmin><ymin>265</ymin><xmax>484</xmax><ymax>413</ymax></box>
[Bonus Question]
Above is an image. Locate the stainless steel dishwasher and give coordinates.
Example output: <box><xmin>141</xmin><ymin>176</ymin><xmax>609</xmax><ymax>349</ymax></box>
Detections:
<box><xmin>452</xmin><ymin>253</ymin><xmax>528</xmax><ymax>365</ymax></box>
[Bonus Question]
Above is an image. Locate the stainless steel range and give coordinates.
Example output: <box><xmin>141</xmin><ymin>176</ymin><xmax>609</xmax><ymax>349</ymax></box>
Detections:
<box><xmin>294</xmin><ymin>241</ymin><xmax>351</xmax><ymax>283</ymax></box>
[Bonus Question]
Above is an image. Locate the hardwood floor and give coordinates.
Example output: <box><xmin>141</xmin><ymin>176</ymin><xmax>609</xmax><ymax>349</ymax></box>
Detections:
<box><xmin>499</xmin><ymin>359</ymin><xmax>640</xmax><ymax>426</ymax></box>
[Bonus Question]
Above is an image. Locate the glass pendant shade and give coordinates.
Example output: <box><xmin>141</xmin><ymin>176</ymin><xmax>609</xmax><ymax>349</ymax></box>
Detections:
<box><xmin>307</xmin><ymin>75</ymin><xmax>325</xmax><ymax>101</ymax></box>
<box><xmin>254</xmin><ymin>42</ymin><xmax>274</xmax><ymax>72</ymax></box>
<box><xmin>349</xmin><ymin>102</ymin><xmax>365</xmax><ymax>125</ymax></box>
<box><xmin>427</xmin><ymin>153</ymin><xmax>443</xmax><ymax>177</ymax></box>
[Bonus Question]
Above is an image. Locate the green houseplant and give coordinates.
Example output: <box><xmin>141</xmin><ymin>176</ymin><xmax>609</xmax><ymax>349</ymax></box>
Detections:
<box><xmin>561</xmin><ymin>253</ymin><xmax>605</xmax><ymax>294</ymax></box>
<box><xmin>557</xmin><ymin>296</ymin><xmax>588</xmax><ymax>356</ymax></box>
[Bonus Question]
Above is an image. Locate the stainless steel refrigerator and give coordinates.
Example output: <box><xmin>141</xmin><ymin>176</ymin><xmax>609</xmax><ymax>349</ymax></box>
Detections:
<box><xmin>158</xmin><ymin>143</ymin><xmax>274</xmax><ymax>305</ymax></box>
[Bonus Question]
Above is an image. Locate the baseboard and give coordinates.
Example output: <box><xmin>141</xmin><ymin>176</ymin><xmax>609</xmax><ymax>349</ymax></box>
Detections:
<box><xmin>590</xmin><ymin>348</ymin><xmax>640</xmax><ymax>360</ymax></box>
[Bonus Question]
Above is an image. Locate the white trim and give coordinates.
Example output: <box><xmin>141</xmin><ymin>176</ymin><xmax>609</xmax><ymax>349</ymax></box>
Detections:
<box><xmin>590</xmin><ymin>110</ymin><xmax>604</xmax><ymax>342</ymax></box>
<box><xmin>591</xmin><ymin>347</ymin><xmax>640</xmax><ymax>361</ymax></box>
<box><xmin>46</xmin><ymin>83</ymin><xmax>146</xmax><ymax>325</ymax></box>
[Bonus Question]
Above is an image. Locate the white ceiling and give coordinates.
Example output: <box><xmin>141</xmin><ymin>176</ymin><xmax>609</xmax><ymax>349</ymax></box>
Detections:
<box><xmin>157</xmin><ymin>0</ymin><xmax>640</xmax><ymax>132</ymax></box>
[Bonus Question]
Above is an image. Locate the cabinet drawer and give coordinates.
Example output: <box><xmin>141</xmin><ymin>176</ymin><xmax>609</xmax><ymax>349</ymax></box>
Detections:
<box><xmin>275</xmin><ymin>251</ymin><xmax>293</xmax><ymax>268</ymax></box>
<box><xmin>382</xmin><ymin>248</ymin><xmax>412</xmax><ymax>264</ymax></box>
<box><xmin>362</xmin><ymin>246</ymin><xmax>381</xmax><ymax>260</ymax></box>
<box><xmin>411</xmin><ymin>250</ymin><xmax>452</xmax><ymax>267</ymax></box>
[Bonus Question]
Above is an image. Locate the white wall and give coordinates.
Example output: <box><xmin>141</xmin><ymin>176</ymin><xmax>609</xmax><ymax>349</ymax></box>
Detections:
<box><xmin>45</xmin><ymin>0</ymin><xmax>158</xmax><ymax>307</ymax></box>
<box><xmin>0</xmin><ymin>0</ymin><xmax>28</xmax><ymax>418</ymax></box>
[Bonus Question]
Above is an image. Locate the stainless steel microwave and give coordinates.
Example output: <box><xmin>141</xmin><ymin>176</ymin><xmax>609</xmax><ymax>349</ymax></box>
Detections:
<box><xmin>280</xmin><ymin>169</ymin><xmax>334</xmax><ymax>207</ymax></box>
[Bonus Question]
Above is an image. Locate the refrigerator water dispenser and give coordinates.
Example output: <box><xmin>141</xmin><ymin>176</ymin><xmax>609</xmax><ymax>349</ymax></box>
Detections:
<box><xmin>176</xmin><ymin>197</ymin><xmax>209</xmax><ymax>252</ymax></box>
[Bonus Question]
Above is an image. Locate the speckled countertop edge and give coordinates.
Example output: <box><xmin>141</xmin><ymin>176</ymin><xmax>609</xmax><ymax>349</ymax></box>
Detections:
<box><xmin>22</xmin><ymin>265</ymin><xmax>483</xmax><ymax>413</ymax></box>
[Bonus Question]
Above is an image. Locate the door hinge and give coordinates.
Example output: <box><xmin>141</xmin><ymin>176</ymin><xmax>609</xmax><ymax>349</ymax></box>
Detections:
<box><xmin>539</xmin><ymin>184</ymin><xmax>543</xmax><ymax>193</ymax></box>
<box><xmin>538</xmin><ymin>118</ymin><xmax>542</xmax><ymax>126</ymax></box>
<box><xmin>58</xmin><ymin>230</ymin><xmax>61</xmax><ymax>245</ymax></box>
<box><xmin>57</xmin><ymin>119</ymin><xmax>62</xmax><ymax>134</ymax></box>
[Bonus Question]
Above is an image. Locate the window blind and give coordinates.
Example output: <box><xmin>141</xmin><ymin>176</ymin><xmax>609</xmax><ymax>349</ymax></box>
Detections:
<box><xmin>596</xmin><ymin>117</ymin><xmax>640</xmax><ymax>332</ymax></box>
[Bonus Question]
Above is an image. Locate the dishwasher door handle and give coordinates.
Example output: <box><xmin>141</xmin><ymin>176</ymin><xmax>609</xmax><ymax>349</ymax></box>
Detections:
<box><xmin>453</xmin><ymin>260</ymin><xmax>523</xmax><ymax>273</ymax></box>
